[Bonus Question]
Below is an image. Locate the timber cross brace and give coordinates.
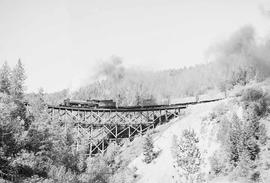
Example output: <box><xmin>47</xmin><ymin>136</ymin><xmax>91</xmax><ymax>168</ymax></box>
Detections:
<box><xmin>47</xmin><ymin>105</ymin><xmax>186</xmax><ymax>156</ymax></box>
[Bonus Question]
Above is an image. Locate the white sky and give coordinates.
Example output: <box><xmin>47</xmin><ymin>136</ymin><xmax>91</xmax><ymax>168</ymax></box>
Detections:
<box><xmin>0</xmin><ymin>0</ymin><xmax>270</xmax><ymax>93</ymax></box>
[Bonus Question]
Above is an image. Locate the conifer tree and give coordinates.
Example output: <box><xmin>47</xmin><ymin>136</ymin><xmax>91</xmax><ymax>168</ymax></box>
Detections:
<box><xmin>0</xmin><ymin>61</ymin><xmax>11</xmax><ymax>94</ymax></box>
<box><xmin>10</xmin><ymin>59</ymin><xmax>26</xmax><ymax>99</ymax></box>
<box><xmin>143</xmin><ymin>133</ymin><xmax>155</xmax><ymax>164</ymax></box>
<box><xmin>172</xmin><ymin>129</ymin><xmax>202</xmax><ymax>183</ymax></box>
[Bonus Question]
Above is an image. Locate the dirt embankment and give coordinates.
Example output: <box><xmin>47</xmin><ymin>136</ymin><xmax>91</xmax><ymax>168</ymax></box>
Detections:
<box><xmin>130</xmin><ymin>100</ymin><xmax>224</xmax><ymax>183</ymax></box>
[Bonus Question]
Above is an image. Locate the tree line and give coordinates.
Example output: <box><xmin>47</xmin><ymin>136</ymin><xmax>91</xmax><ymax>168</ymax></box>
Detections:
<box><xmin>0</xmin><ymin>60</ymin><xmax>26</xmax><ymax>99</ymax></box>
<box><xmin>1</xmin><ymin>24</ymin><xmax>270</xmax><ymax>182</ymax></box>
<box><xmin>0</xmin><ymin>60</ymin><xmax>139</xmax><ymax>182</ymax></box>
<box><xmin>61</xmin><ymin>26</ymin><xmax>269</xmax><ymax>106</ymax></box>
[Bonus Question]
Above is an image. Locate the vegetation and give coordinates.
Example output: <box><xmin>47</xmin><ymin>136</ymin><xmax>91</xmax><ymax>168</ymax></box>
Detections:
<box><xmin>171</xmin><ymin>129</ymin><xmax>203</xmax><ymax>183</ymax></box>
<box><xmin>0</xmin><ymin>60</ymin><xmax>139</xmax><ymax>182</ymax></box>
<box><xmin>209</xmin><ymin>87</ymin><xmax>270</xmax><ymax>182</ymax></box>
<box><xmin>1</xmin><ymin>25</ymin><xmax>270</xmax><ymax>182</ymax></box>
<box><xmin>142</xmin><ymin>133</ymin><xmax>156</xmax><ymax>164</ymax></box>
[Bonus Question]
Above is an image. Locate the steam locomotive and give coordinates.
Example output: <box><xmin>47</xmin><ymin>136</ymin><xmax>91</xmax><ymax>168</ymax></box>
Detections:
<box><xmin>59</xmin><ymin>98</ymin><xmax>156</xmax><ymax>109</ymax></box>
<box><xmin>60</xmin><ymin>98</ymin><xmax>117</xmax><ymax>108</ymax></box>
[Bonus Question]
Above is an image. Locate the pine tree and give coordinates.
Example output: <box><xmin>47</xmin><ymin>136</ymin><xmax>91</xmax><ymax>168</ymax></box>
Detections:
<box><xmin>10</xmin><ymin>59</ymin><xmax>26</xmax><ymax>99</ymax></box>
<box><xmin>0</xmin><ymin>61</ymin><xmax>11</xmax><ymax>94</ymax></box>
<box><xmin>142</xmin><ymin>133</ymin><xmax>155</xmax><ymax>164</ymax></box>
<box><xmin>173</xmin><ymin>129</ymin><xmax>202</xmax><ymax>183</ymax></box>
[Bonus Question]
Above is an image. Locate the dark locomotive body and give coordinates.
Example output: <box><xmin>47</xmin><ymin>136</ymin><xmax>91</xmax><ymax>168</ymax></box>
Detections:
<box><xmin>60</xmin><ymin>98</ymin><xmax>116</xmax><ymax>108</ymax></box>
<box><xmin>89</xmin><ymin>99</ymin><xmax>116</xmax><ymax>108</ymax></box>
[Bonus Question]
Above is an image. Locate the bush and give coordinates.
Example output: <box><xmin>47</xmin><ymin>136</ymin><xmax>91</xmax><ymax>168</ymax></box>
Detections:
<box><xmin>209</xmin><ymin>150</ymin><xmax>231</xmax><ymax>176</ymax></box>
<box><xmin>142</xmin><ymin>133</ymin><xmax>156</xmax><ymax>164</ymax></box>
<box><xmin>104</xmin><ymin>143</ymin><xmax>122</xmax><ymax>172</ymax></box>
<box><xmin>241</xmin><ymin>88</ymin><xmax>264</xmax><ymax>102</ymax></box>
<box><xmin>241</xmin><ymin>87</ymin><xmax>270</xmax><ymax>118</ymax></box>
<box><xmin>79</xmin><ymin>156</ymin><xmax>111</xmax><ymax>183</ymax></box>
<box><xmin>203</xmin><ymin>103</ymin><xmax>229</xmax><ymax>123</ymax></box>
<box><xmin>250</xmin><ymin>171</ymin><xmax>261</xmax><ymax>182</ymax></box>
<box><xmin>48</xmin><ymin>165</ymin><xmax>79</xmax><ymax>183</ymax></box>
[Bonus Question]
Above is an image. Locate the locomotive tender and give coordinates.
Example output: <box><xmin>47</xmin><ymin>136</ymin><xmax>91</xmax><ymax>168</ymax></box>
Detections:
<box><xmin>60</xmin><ymin>98</ymin><xmax>116</xmax><ymax>108</ymax></box>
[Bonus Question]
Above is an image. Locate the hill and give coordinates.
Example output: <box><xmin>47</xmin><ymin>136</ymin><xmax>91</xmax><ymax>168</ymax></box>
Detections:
<box><xmin>125</xmin><ymin>82</ymin><xmax>270</xmax><ymax>183</ymax></box>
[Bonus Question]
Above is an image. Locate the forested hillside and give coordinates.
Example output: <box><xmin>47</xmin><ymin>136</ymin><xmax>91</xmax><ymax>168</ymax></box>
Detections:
<box><xmin>0</xmin><ymin>25</ymin><xmax>270</xmax><ymax>182</ymax></box>
<box><xmin>42</xmin><ymin>26</ymin><xmax>270</xmax><ymax>106</ymax></box>
<box><xmin>130</xmin><ymin>85</ymin><xmax>270</xmax><ymax>183</ymax></box>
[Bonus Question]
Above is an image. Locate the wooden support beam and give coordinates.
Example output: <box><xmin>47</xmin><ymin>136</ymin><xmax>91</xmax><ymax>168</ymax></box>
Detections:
<box><xmin>159</xmin><ymin>110</ymin><xmax>162</xmax><ymax>125</ymax></box>
<box><xmin>90</xmin><ymin>142</ymin><xmax>93</xmax><ymax>156</ymax></box>
<box><xmin>165</xmin><ymin>109</ymin><xmax>168</xmax><ymax>122</ymax></box>
<box><xmin>102</xmin><ymin>140</ymin><xmax>105</xmax><ymax>154</ymax></box>
<box><xmin>128</xmin><ymin>126</ymin><xmax>131</xmax><ymax>138</ymax></box>
<box><xmin>48</xmin><ymin>104</ymin><xmax>186</xmax><ymax>156</ymax></box>
<box><xmin>115</xmin><ymin>125</ymin><xmax>118</xmax><ymax>139</ymax></box>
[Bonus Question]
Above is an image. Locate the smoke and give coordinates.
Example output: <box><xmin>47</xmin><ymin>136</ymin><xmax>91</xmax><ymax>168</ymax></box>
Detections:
<box><xmin>207</xmin><ymin>25</ymin><xmax>270</xmax><ymax>80</ymax></box>
<box><xmin>95</xmin><ymin>55</ymin><xmax>125</xmax><ymax>82</ymax></box>
<box><xmin>252</xmin><ymin>40</ymin><xmax>270</xmax><ymax>78</ymax></box>
<box><xmin>208</xmin><ymin>25</ymin><xmax>255</xmax><ymax>63</ymax></box>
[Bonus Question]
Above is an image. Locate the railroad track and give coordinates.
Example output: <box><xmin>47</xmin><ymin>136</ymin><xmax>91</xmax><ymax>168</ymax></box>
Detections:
<box><xmin>47</xmin><ymin>98</ymin><xmax>224</xmax><ymax>111</ymax></box>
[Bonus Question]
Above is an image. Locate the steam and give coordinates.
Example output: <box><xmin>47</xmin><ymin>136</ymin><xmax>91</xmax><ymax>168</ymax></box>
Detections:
<box><xmin>95</xmin><ymin>56</ymin><xmax>125</xmax><ymax>82</ymax></box>
<box><xmin>208</xmin><ymin>26</ymin><xmax>255</xmax><ymax>64</ymax></box>
<box><xmin>207</xmin><ymin>25</ymin><xmax>270</xmax><ymax>79</ymax></box>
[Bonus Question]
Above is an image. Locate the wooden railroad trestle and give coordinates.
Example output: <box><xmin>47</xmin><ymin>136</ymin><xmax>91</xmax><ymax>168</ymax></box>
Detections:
<box><xmin>47</xmin><ymin>105</ymin><xmax>186</xmax><ymax>156</ymax></box>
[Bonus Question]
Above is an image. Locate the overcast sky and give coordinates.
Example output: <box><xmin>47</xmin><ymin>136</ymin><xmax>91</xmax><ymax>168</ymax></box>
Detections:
<box><xmin>0</xmin><ymin>0</ymin><xmax>270</xmax><ymax>93</ymax></box>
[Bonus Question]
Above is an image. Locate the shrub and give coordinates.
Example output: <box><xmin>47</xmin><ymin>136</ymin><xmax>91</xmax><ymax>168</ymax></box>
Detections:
<box><xmin>241</xmin><ymin>88</ymin><xmax>264</xmax><ymax>102</ymax></box>
<box><xmin>204</xmin><ymin>103</ymin><xmax>229</xmax><ymax>123</ymax></box>
<box><xmin>250</xmin><ymin>171</ymin><xmax>261</xmax><ymax>182</ymax></box>
<box><xmin>79</xmin><ymin>156</ymin><xmax>111</xmax><ymax>183</ymax></box>
<box><xmin>241</xmin><ymin>87</ymin><xmax>270</xmax><ymax>119</ymax></box>
<box><xmin>209</xmin><ymin>150</ymin><xmax>231</xmax><ymax>176</ymax></box>
<box><xmin>104</xmin><ymin>143</ymin><xmax>121</xmax><ymax>171</ymax></box>
<box><xmin>142</xmin><ymin>133</ymin><xmax>155</xmax><ymax>164</ymax></box>
<box><xmin>48</xmin><ymin>165</ymin><xmax>79</xmax><ymax>183</ymax></box>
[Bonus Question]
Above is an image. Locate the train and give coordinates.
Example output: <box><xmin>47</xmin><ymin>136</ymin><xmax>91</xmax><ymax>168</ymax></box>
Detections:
<box><xmin>54</xmin><ymin>96</ymin><xmax>224</xmax><ymax>110</ymax></box>
<box><xmin>59</xmin><ymin>98</ymin><xmax>157</xmax><ymax>109</ymax></box>
<box><xmin>60</xmin><ymin>98</ymin><xmax>117</xmax><ymax>108</ymax></box>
